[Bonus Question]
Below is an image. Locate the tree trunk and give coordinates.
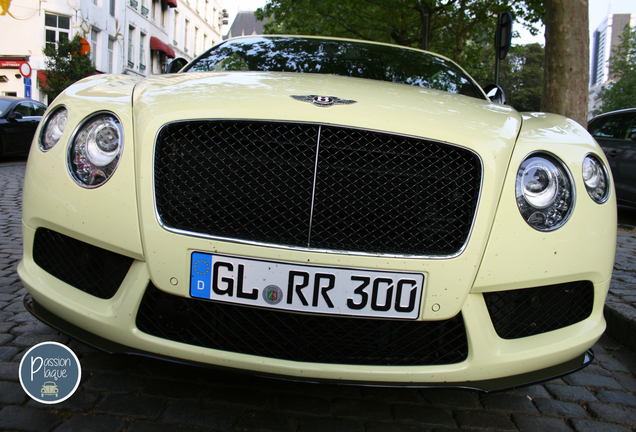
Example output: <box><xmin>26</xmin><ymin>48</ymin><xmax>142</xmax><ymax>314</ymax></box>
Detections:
<box><xmin>541</xmin><ymin>0</ymin><xmax>589</xmax><ymax>126</ymax></box>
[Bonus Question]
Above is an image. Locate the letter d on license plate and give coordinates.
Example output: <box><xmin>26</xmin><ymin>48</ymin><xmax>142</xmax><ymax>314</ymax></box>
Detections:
<box><xmin>190</xmin><ymin>253</ymin><xmax>425</xmax><ymax>320</ymax></box>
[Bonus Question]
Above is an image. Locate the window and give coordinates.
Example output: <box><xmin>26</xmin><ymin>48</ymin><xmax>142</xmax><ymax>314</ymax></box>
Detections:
<box><xmin>203</xmin><ymin>34</ymin><xmax>207</xmax><ymax>51</ymax></box>
<box><xmin>14</xmin><ymin>103</ymin><xmax>33</xmax><ymax>117</ymax></box>
<box><xmin>110</xmin><ymin>0</ymin><xmax>115</xmax><ymax>16</ymax></box>
<box><xmin>204</xmin><ymin>0</ymin><xmax>208</xmax><ymax>20</ymax></box>
<box><xmin>32</xmin><ymin>103</ymin><xmax>46</xmax><ymax>116</ymax></box>
<box><xmin>108</xmin><ymin>38</ymin><xmax>115</xmax><ymax>73</ymax></box>
<box><xmin>173</xmin><ymin>11</ymin><xmax>179</xmax><ymax>45</ymax></box>
<box><xmin>45</xmin><ymin>13</ymin><xmax>70</xmax><ymax>50</ymax></box>
<box><xmin>127</xmin><ymin>26</ymin><xmax>135</xmax><ymax>68</ymax></box>
<box><xmin>161</xmin><ymin>3</ymin><xmax>166</xmax><ymax>27</ymax></box>
<box><xmin>140</xmin><ymin>33</ymin><xmax>146</xmax><ymax>70</ymax></box>
<box><xmin>90</xmin><ymin>28</ymin><xmax>100</xmax><ymax>67</ymax></box>
<box><xmin>623</xmin><ymin>115</ymin><xmax>636</xmax><ymax>140</ymax></box>
<box><xmin>184</xmin><ymin>19</ymin><xmax>189</xmax><ymax>53</ymax></box>
<box><xmin>194</xmin><ymin>27</ymin><xmax>199</xmax><ymax>55</ymax></box>
<box><xmin>152</xmin><ymin>0</ymin><xmax>158</xmax><ymax>21</ymax></box>
<box><xmin>588</xmin><ymin>115</ymin><xmax>624</xmax><ymax>139</ymax></box>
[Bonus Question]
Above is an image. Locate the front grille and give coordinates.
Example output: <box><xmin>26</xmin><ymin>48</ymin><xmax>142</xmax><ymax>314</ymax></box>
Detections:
<box><xmin>484</xmin><ymin>281</ymin><xmax>594</xmax><ymax>339</ymax></box>
<box><xmin>33</xmin><ymin>228</ymin><xmax>133</xmax><ymax>299</ymax></box>
<box><xmin>154</xmin><ymin>121</ymin><xmax>481</xmax><ymax>256</ymax></box>
<box><xmin>136</xmin><ymin>283</ymin><xmax>468</xmax><ymax>366</ymax></box>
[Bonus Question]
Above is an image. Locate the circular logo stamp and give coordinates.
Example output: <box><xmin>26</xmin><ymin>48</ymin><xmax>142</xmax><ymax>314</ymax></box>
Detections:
<box><xmin>19</xmin><ymin>342</ymin><xmax>81</xmax><ymax>404</ymax></box>
<box><xmin>262</xmin><ymin>285</ymin><xmax>283</xmax><ymax>305</ymax></box>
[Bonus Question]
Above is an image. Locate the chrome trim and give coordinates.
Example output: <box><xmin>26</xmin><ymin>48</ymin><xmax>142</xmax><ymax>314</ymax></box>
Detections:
<box><xmin>152</xmin><ymin>119</ymin><xmax>484</xmax><ymax>260</ymax></box>
<box><xmin>307</xmin><ymin>125</ymin><xmax>322</xmax><ymax>248</ymax></box>
<box><xmin>583</xmin><ymin>152</ymin><xmax>611</xmax><ymax>205</ymax></box>
<box><xmin>38</xmin><ymin>105</ymin><xmax>67</xmax><ymax>152</ymax></box>
<box><xmin>515</xmin><ymin>150</ymin><xmax>577</xmax><ymax>232</ymax></box>
<box><xmin>66</xmin><ymin>111</ymin><xmax>125</xmax><ymax>189</ymax></box>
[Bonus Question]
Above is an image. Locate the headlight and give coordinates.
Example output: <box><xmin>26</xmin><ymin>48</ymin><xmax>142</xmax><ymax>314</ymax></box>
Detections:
<box><xmin>516</xmin><ymin>153</ymin><xmax>574</xmax><ymax>231</ymax></box>
<box><xmin>68</xmin><ymin>113</ymin><xmax>123</xmax><ymax>188</ymax></box>
<box><xmin>39</xmin><ymin>107</ymin><xmax>68</xmax><ymax>151</ymax></box>
<box><xmin>582</xmin><ymin>154</ymin><xmax>610</xmax><ymax>203</ymax></box>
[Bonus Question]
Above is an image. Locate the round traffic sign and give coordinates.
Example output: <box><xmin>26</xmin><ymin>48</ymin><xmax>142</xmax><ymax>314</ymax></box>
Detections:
<box><xmin>19</xmin><ymin>62</ymin><xmax>31</xmax><ymax>78</ymax></box>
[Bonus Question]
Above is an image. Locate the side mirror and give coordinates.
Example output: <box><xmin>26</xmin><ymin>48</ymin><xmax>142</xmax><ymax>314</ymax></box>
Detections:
<box><xmin>165</xmin><ymin>58</ymin><xmax>188</xmax><ymax>74</ymax></box>
<box><xmin>8</xmin><ymin>111</ymin><xmax>23</xmax><ymax>120</ymax></box>
<box><xmin>483</xmin><ymin>84</ymin><xmax>506</xmax><ymax>105</ymax></box>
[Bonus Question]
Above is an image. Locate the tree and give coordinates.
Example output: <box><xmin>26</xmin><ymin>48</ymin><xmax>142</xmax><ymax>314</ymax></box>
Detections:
<box><xmin>254</xmin><ymin>0</ymin><xmax>543</xmax><ymax>78</ymax></box>
<box><xmin>39</xmin><ymin>34</ymin><xmax>95</xmax><ymax>103</ymax></box>
<box><xmin>541</xmin><ymin>0</ymin><xmax>589</xmax><ymax>126</ymax></box>
<box><xmin>481</xmin><ymin>43</ymin><xmax>543</xmax><ymax>111</ymax></box>
<box><xmin>596</xmin><ymin>25</ymin><xmax>636</xmax><ymax>114</ymax></box>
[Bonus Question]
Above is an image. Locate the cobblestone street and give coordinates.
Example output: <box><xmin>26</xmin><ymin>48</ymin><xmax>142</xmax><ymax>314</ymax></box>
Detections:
<box><xmin>2</xmin><ymin>160</ymin><xmax>636</xmax><ymax>432</ymax></box>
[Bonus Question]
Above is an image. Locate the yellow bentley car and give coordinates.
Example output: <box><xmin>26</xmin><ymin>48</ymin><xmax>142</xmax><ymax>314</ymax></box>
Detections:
<box><xmin>19</xmin><ymin>35</ymin><xmax>616</xmax><ymax>391</ymax></box>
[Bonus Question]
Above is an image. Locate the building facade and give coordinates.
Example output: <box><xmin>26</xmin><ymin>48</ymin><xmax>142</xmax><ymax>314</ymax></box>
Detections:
<box><xmin>589</xmin><ymin>13</ymin><xmax>636</xmax><ymax>117</ymax></box>
<box><xmin>223</xmin><ymin>10</ymin><xmax>268</xmax><ymax>40</ymax></box>
<box><xmin>0</xmin><ymin>0</ymin><xmax>223</xmax><ymax>104</ymax></box>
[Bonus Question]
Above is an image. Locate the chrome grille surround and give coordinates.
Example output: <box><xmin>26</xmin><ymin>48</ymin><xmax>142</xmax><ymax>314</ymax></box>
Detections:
<box><xmin>153</xmin><ymin>120</ymin><xmax>483</xmax><ymax>257</ymax></box>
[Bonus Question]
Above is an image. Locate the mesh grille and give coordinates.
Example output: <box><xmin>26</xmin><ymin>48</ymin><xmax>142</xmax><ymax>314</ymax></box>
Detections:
<box><xmin>154</xmin><ymin>121</ymin><xmax>481</xmax><ymax>255</ymax></box>
<box><xmin>33</xmin><ymin>228</ymin><xmax>133</xmax><ymax>299</ymax></box>
<box><xmin>136</xmin><ymin>283</ymin><xmax>468</xmax><ymax>366</ymax></box>
<box><xmin>483</xmin><ymin>281</ymin><xmax>594</xmax><ymax>339</ymax></box>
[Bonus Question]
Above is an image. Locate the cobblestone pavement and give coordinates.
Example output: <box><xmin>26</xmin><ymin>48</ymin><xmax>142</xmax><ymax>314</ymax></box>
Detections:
<box><xmin>2</xmin><ymin>160</ymin><xmax>636</xmax><ymax>432</ymax></box>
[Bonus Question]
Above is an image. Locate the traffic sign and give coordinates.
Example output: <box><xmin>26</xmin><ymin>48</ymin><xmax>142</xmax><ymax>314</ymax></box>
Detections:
<box><xmin>19</xmin><ymin>62</ymin><xmax>32</xmax><ymax>78</ymax></box>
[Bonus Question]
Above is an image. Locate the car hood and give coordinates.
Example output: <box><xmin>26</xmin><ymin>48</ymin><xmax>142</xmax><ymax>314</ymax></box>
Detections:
<box><xmin>131</xmin><ymin>71</ymin><xmax>522</xmax><ymax>152</ymax></box>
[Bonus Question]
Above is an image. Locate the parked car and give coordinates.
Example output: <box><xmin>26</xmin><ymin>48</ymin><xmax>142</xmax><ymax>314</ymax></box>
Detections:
<box><xmin>0</xmin><ymin>97</ymin><xmax>47</xmax><ymax>158</ymax></box>
<box><xmin>19</xmin><ymin>35</ymin><xmax>616</xmax><ymax>391</ymax></box>
<box><xmin>588</xmin><ymin>108</ymin><xmax>636</xmax><ymax>208</ymax></box>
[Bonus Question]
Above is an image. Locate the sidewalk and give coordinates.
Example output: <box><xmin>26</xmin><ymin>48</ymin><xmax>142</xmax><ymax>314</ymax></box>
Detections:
<box><xmin>604</xmin><ymin>227</ymin><xmax>636</xmax><ymax>352</ymax></box>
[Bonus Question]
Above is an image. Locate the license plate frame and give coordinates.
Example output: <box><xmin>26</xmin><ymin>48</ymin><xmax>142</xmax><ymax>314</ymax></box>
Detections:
<box><xmin>190</xmin><ymin>252</ymin><xmax>425</xmax><ymax>320</ymax></box>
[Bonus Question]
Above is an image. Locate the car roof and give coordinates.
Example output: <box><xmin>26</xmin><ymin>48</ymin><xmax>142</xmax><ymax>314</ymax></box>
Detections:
<box><xmin>590</xmin><ymin>107</ymin><xmax>636</xmax><ymax>123</ymax></box>
<box><xmin>0</xmin><ymin>96</ymin><xmax>46</xmax><ymax>105</ymax></box>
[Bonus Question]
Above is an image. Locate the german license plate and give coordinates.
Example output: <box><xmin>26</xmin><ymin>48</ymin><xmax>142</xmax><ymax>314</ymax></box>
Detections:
<box><xmin>190</xmin><ymin>252</ymin><xmax>425</xmax><ymax>320</ymax></box>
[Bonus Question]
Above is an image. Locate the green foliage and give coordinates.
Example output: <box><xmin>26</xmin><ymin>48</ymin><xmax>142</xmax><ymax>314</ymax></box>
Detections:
<box><xmin>254</xmin><ymin>0</ymin><xmax>543</xmax><ymax>79</ymax></box>
<box><xmin>39</xmin><ymin>34</ymin><xmax>95</xmax><ymax>102</ymax></box>
<box><xmin>499</xmin><ymin>43</ymin><xmax>544</xmax><ymax>111</ymax></box>
<box><xmin>596</xmin><ymin>25</ymin><xmax>636</xmax><ymax>115</ymax></box>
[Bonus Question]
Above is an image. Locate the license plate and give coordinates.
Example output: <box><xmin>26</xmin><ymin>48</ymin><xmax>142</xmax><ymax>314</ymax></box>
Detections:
<box><xmin>190</xmin><ymin>252</ymin><xmax>425</xmax><ymax>320</ymax></box>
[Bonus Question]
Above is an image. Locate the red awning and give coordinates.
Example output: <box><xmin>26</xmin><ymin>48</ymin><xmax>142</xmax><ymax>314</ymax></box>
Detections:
<box><xmin>150</xmin><ymin>36</ymin><xmax>176</xmax><ymax>58</ymax></box>
<box><xmin>163</xmin><ymin>0</ymin><xmax>177</xmax><ymax>8</ymax></box>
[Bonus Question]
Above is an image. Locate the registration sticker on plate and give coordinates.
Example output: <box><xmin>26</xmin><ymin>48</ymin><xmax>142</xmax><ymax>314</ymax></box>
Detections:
<box><xmin>190</xmin><ymin>252</ymin><xmax>424</xmax><ymax>320</ymax></box>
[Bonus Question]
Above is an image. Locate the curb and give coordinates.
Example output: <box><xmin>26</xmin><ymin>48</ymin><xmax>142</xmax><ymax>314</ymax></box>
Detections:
<box><xmin>604</xmin><ymin>302</ymin><xmax>636</xmax><ymax>352</ymax></box>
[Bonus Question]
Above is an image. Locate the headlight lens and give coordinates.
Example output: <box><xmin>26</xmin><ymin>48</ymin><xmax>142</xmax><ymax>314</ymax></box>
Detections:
<box><xmin>582</xmin><ymin>154</ymin><xmax>610</xmax><ymax>203</ymax></box>
<box><xmin>39</xmin><ymin>107</ymin><xmax>68</xmax><ymax>151</ymax></box>
<box><xmin>516</xmin><ymin>153</ymin><xmax>574</xmax><ymax>231</ymax></box>
<box><xmin>68</xmin><ymin>113</ymin><xmax>123</xmax><ymax>188</ymax></box>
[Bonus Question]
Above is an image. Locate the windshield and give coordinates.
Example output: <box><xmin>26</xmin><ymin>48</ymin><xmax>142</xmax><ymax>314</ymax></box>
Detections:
<box><xmin>186</xmin><ymin>37</ymin><xmax>485</xmax><ymax>99</ymax></box>
<box><xmin>0</xmin><ymin>100</ymin><xmax>12</xmax><ymax>116</ymax></box>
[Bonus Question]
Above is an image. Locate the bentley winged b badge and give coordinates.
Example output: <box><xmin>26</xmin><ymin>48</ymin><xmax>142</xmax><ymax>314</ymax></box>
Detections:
<box><xmin>291</xmin><ymin>95</ymin><xmax>357</xmax><ymax>107</ymax></box>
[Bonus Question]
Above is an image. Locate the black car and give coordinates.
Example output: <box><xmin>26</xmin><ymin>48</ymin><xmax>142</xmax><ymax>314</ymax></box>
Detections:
<box><xmin>0</xmin><ymin>97</ymin><xmax>47</xmax><ymax>158</ymax></box>
<box><xmin>588</xmin><ymin>108</ymin><xmax>636</xmax><ymax>208</ymax></box>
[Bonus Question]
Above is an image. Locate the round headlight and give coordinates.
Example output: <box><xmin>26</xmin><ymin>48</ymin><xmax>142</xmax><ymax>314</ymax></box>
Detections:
<box><xmin>68</xmin><ymin>113</ymin><xmax>123</xmax><ymax>188</ymax></box>
<box><xmin>39</xmin><ymin>107</ymin><xmax>68</xmax><ymax>151</ymax></box>
<box><xmin>515</xmin><ymin>153</ymin><xmax>574</xmax><ymax>231</ymax></box>
<box><xmin>582</xmin><ymin>154</ymin><xmax>610</xmax><ymax>203</ymax></box>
